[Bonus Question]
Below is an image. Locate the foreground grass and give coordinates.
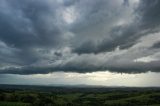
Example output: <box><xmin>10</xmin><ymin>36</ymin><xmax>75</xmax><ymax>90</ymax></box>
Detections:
<box><xmin>0</xmin><ymin>102</ymin><xmax>30</xmax><ymax>106</ymax></box>
<box><xmin>0</xmin><ymin>88</ymin><xmax>160</xmax><ymax>106</ymax></box>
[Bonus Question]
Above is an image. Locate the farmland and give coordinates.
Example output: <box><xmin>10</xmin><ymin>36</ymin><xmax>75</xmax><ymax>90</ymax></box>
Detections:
<box><xmin>0</xmin><ymin>85</ymin><xmax>160</xmax><ymax>106</ymax></box>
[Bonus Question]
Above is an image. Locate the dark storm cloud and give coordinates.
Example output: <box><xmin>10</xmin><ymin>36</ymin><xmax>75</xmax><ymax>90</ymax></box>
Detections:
<box><xmin>0</xmin><ymin>0</ymin><xmax>61</xmax><ymax>48</ymax></box>
<box><xmin>123</xmin><ymin>0</ymin><xmax>129</xmax><ymax>6</ymax></box>
<box><xmin>152</xmin><ymin>42</ymin><xmax>160</xmax><ymax>48</ymax></box>
<box><xmin>73</xmin><ymin>24</ymin><xmax>140</xmax><ymax>54</ymax></box>
<box><xmin>137</xmin><ymin>0</ymin><xmax>160</xmax><ymax>29</ymax></box>
<box><xmin>1</xmin><ymin>0</ymin><xmax>160</xmax><ymax>74</ymax></box>
<box><xmin>73</xmin><ymin>0</ymin><xmax>160</xmax><ymax>54</ymax></box>
<box><xmin>0</xmin><ymin>0</ymin><xmax>66</xmax><ymax>65</ymax></box>
<box><xmin>1</xmin><ymin>59</ymin><xmax>160</xmax><ymax>74</ymax></box>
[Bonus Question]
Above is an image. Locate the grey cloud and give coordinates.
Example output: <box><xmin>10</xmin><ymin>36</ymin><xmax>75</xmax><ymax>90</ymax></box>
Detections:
<box><xmin>1</xmin><ymin>56</ymin><xmax>160</xmax><ymax>74</ymax></box>
<box><xmin>73</xmin><ymin>24</ymin><xmax>140</xmax><ymax>54</ymax></box>
<box><xmin>0</xmin><ymin>0</ymin><xmax>67</xmax><ymax>65</ymax></box>
<box><xmin>123</xmin><ymin>0</ymin><xmax>129</xmax><ymax>6</ymax></box>
<box><xmin>0</xmin><ymin>0</ymin><xmax>63</xmax><ymax>49</ymax></box>
<box><xmin>137</xmin><ymin>0</ymin><xmax>160</xmax><ymax>29</ymax></box>
<box><xmin>0</xmin><ymin>0</ymin><xmax>160</xmax><ymax>74</ymax></box>
<box><xmin>72</xmin><ymin>0</ymin><xmax>160</xmax><ymax>54</ymax></box>
<box><xmin>152</xmin><ymin>42</ymin><xmax>160</xmax><ymax>48</ymax></box>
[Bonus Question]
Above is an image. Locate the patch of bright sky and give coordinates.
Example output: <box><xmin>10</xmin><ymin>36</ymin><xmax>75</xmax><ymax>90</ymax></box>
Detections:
<box><xmin>62</xmin><ymin>6</ymin><xmax>77</xmax><ymax>24</ymax></box>
<box><xmin>134</xmin><ymin>56</ymin><xmax>158</xmax><ymax>63</ymax></box>
<box><xmin>1</xmin><ymin>71</ymin><xmax>160</xmax><ymax>87</ymax></box>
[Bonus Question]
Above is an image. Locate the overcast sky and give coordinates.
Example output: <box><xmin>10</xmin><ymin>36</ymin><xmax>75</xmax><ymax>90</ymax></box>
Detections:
<box><xmin>0</xmin><ymin>0</ymin><xmax>160</xmax><ymax>86</ymax></box>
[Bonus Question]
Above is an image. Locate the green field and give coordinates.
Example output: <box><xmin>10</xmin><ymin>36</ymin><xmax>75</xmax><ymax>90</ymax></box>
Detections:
<box><xmin>0</xmin><ymin>85</ymin><xmax>160</xmax><ymax>106</ymax></box>
<box><xmin>0</xmin><ymin>90</ymin><xmax>160</xmax><ymax>106</ymax></box>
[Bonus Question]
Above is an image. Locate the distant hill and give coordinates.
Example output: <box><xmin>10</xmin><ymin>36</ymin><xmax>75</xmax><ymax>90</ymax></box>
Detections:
<box><xmin>0</xmin><ymin>84</ymin><xmax>160</xmax><ymax>93</ymax></box>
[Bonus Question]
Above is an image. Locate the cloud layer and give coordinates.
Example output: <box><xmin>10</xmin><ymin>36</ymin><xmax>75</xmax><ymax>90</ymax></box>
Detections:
<box><xmin>0</xmin><ymin>0</ymin><xmax>160</xmax><ymax>74</ymax></box>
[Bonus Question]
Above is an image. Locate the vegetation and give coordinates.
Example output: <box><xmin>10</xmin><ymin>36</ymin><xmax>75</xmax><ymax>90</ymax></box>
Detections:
<box><xmin>0</xmin><ymin>85</ymin><xmax>160</xmax><ymax>106</ymax></box>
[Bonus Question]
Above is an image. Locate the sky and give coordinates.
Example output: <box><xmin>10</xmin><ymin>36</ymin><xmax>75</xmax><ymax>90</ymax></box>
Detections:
<box><xmin>0</xmin><ymin>0</ymin><xmax>160</xmax><ymax>86</ymax></box>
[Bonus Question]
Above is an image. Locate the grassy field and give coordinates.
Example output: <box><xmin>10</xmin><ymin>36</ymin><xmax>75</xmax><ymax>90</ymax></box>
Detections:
<box><xmin>0</xmin><ymin>85</ymin><xmax>160</xmax><ymax>106</ymax></box>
